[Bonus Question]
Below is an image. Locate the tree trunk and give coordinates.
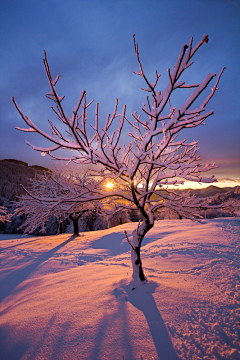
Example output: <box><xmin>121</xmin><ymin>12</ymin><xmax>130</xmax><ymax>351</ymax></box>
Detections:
<box><xmin>69</xmin><ymin>211</ymin><xmax>89</xmax><ymax>237</ymax></box>
<box><xmin>130</xmin><ymin>219</ymin><xmax>153</xmax><ymax>282</ymax></box>
<box><xmin>58</xmin><ymin>216</ymin><xmax>63</xmax><ymax>234</ymax></box>
<box><xmin>69</xmin><ymin>214</ymin><xmax>80</xmax><ymax>236</ymax></box>
<box><xmin>73</xmin><ymin>218</ymin><xmax>79</xmax><ymax>236</ymax></box>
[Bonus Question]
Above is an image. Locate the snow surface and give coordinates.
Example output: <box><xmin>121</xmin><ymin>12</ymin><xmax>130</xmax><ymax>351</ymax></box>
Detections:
<box><xmin>0</xmin><ymin>218</ymin><xmax>239</xmax><ymax>360</ymax></box>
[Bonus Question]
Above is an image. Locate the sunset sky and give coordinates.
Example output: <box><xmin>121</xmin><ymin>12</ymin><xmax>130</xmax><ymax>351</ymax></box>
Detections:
<box><xmin>0</xmin><ymin>0</ymin><xmax>239</xmax><ymax>188</ymax></box>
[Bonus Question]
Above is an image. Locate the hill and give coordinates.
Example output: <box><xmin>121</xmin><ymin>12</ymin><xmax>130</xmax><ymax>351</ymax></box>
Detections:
<box><xmin>0</xmin><ymin>218</ymin><xmax>239</xmax><ymax>359</ymax></box>
<box><xmin>0</xmin><ymin>159</ymin><xmax>239</xmax><ymax>233</ymax></box>
<box><xmin>0</xmin><ymin>159</ymin><xmax>53</xmax><ymax>234</ymax></box>
<box><xmin>185</xmin><ymin>185</ymin><xmax>232</xmax><ymax>198</ymax></box>
<box><xmin>0</xmin><ymin>159</ymin><xmax>50</xmax><ymax>204</ymax></box>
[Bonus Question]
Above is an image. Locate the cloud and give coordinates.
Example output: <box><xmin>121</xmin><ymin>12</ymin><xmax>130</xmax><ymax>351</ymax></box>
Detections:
<box><xmin>216</xmin><ymin>178</ymin><xmax>240</xmax><ymax>184</ymax></box>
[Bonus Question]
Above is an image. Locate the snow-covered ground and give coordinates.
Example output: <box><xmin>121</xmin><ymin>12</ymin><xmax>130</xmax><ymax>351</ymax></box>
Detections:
<box><xmin>0</xmin><ymin>218</ymin><xmax>239</xmax><ymax>360</ymax></box>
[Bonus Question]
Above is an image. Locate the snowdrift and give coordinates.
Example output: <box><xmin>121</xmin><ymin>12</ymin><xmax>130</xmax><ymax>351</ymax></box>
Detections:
<box><xmin>0</xmin><ymin>219</ymin><xmax>239</xmax><ymax>360</ymax></box>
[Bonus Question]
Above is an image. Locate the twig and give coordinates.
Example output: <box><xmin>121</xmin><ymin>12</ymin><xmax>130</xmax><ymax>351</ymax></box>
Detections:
<box><xmin>124</xmin><ymin>230</ymin><xmax>134</xmax><ymax>250</ymax></box>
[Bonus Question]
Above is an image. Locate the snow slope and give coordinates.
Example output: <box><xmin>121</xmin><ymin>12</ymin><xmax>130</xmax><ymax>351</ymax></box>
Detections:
<box><xmin>0</xmin><ymin>219</ymin><xmax>239</xmax><ymax>360</ymax></box>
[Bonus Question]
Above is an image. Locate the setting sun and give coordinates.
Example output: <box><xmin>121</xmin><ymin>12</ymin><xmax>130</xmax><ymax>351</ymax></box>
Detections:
<box><xmin>105</xmin><ymin>182</ymin><xmax>114</xmax><ymax>189</ymax></box>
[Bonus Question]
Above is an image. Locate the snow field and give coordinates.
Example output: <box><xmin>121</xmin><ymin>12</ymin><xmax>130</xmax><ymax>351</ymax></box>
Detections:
<box><xmin>0</xmin><ymin>218</ymin><xmax>239</xmax><ymax>360</ymax></box>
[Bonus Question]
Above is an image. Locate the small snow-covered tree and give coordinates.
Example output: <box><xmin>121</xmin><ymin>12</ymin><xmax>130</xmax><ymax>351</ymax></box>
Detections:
<box><xmin>108</xmin><ymin>208</ymin><xmax>130</xmax><ymax>228</ymax></box>
<box><xmin>13</xmin><ymin>34</ymin><xmax>225</xmax><ymax>282</ymax></box>
<box><xmin>206</xmin><ymin>190</ymin><xmax>240</xmax><ymax>217</ymax></box>
<box><xmin>14</xmin><ymin>165</ymin><xmax>102</xmax><ymax>236</ymax></box>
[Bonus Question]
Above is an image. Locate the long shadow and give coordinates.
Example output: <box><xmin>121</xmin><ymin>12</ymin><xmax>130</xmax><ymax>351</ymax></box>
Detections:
<box><xmin>0</xmin><ymin>234</ymin><xmax>34</xmax><ymax>241</ymax></box>
<box><xmin>92</xmin><ymin>232</ymin><xmax>130</xmax><ymax>256</ymax></box>
<box><xmin>89</xmin><ymin>296</ymin><xmax>134</xmax><ymax>360</ymax></box>
<box><xmin>0</xmin><ymin>315</ymin><xmax>57</xmax><ymax>360</ymax></box>
<box><xmin>0</xmin><ymin>235</ymin><xmax>75</xmax><ymax>304</ymax></box>
<box><xmin>91</xmin><ymin>231</ymin><xmax>159</xmax><ymax>256</ymax></box>
<box><xmin>0</xmin><ymin>323</ymin><xmax>29</xmax><ymax>360</ymax></box>
<box><xmin>122</xmin><ymin>281</ymin><xmax>180</xmax><ymax>360</ymax></box>
<box><xmin>0</xmin><ymin>238</ymin><xmax>40</xmax><ymax>252</ymax></box>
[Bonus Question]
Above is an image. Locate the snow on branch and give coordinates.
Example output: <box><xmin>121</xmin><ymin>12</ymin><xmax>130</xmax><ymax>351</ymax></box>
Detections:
<box><xmin>13</xmin><ymin>164</ymin><xmax>104</xmax><ymax>234</ymax></box>
<box><xmin>13</xmin><ymin>34</ymin><xmax>227</xmax><ymax>280</ymax></box>
<box><xmin>0</xmin><ymin>206</ymin><xmax>12</xmax><ymax>223</ymax></box>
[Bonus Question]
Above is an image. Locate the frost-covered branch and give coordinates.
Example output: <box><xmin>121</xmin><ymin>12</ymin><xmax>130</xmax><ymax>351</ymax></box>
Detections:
<box><xmin>14</xmin><ymin>165</ymin><xmax>104</xmax><ymax>235</ymax></box>
<box><xmin>13</xmin><ymin>34</ymin><xmax>225</xmax><ymax>281</ymax></box>
<box><xmin>0</xmin><ymin>206</ymin><xmax>12</xmax><ymax>223</ymax></box>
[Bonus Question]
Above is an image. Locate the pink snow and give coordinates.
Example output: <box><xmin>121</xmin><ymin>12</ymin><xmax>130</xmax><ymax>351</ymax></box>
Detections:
<box><xmin>0</xmin><ymin>218</ymin><xmax>239</xmax><ymax>360</ymax></box>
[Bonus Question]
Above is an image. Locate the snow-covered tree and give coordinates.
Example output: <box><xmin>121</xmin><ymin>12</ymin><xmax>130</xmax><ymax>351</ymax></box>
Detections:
<box><xmin>14</xmin><ymin>165</ymin><xmax>102</xmax><ymax>236</ymax></box>
<box><xmin>206</xmin><ymin>189</ymin><xmax>240</xmax><ymax>217</ymax></box>
<box><xmin>107</xmin><ymin>208</ymin><xmax>130</xmax><ymax>228</ymax></box>
<box><xmin>13</xmin><ymin>34</ymin><xmax>226</xmax><ymax>282</ymax></box>
<box><xmin>0</xmin><ymin>206</ymin><xmax>12</xmax><ymax>223</ymax></box>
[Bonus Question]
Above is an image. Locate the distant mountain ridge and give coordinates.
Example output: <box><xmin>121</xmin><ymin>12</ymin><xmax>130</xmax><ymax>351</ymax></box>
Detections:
<box><xmin>1</xmin><ymin>159</ymin><xmax>50</xmax><ymax>173</ymax></box>
<box><xmin>0</xmin><ymin>159</ymin><xmax>50</xmax><ymax>203</ymax></box>
<box><xmin>0</xmin><ymin>158</ymin><xmax>239</xmax><ymax>234</ymax></box>
<box><xmin>0</xmin><ymin>159</ymin><xmax>238</xmax><ymax>200</ymax></box>
<box><xmin>183</xmin><ymin>184</ymin><xmax>239</xmax><ymax>197</ymax></box>
<box><xmin>0</xmin><ymin>159</ymin><xmax>54</xmax><ymax>234</ymax></box>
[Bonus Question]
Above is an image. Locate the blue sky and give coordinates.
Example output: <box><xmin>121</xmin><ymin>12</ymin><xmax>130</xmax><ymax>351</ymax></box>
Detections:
<box><xmin>0</xmin><ymin>0</ymin><xmax>239</xmax><ymax>186</ymax></box>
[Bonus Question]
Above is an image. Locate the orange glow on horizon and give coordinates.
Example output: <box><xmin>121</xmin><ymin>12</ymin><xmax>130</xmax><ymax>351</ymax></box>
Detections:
<box><xmin>171</xmin><ymin>178</ymin><xmax>240</xmax><ymax>190</ymax></box>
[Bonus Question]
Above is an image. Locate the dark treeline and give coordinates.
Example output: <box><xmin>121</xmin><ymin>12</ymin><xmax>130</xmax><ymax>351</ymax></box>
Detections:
<box><xmin>0</xmin><ymin>159</ymin><xmax>239</xmax><ymax>235</ymax></box>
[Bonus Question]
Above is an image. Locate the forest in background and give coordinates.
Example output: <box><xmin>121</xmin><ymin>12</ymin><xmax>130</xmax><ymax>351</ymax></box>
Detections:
<box><xmin>0</xmin><ymin>159</ymin><xmax>239</xmax><ymax>235</ymax></box>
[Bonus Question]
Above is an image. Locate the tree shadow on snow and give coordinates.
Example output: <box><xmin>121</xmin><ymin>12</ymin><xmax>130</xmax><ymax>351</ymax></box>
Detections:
<box><xmin>0</xmin><ymin>235</ymin><xmax>75</xmax><ymax>304</ymax></box>
<box><xmin>0</xmin><ymin>323</ymin><xmax>29</xmax><ymax>360</ymax></box>
<box><xmin>114</xmin><ymin>281</ymin><xmax>180</xmax><ymax>360</ymax></box>
<box><xmin>0</xmin><ymin>314</ymin><xmax>61</xmax><ymax>360</ymax></box>
<box><xmin>91</xmin><ymin>231</ymin><xmax>159</xmax><ymax>256</ymax></box>
<box><xmin>0</xmin><ymin>238</ymin><xmax>40</xmax><ymax>252</ymax></box>
<box><xmin>91</xmin><ymin>232</ymin><xmax>130</xmax><ymax>256</ymax></box>
<box><xmin>89</xmin><ymin>291</ymin><xmax>135</xmax><ymax>360</ymax></box>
